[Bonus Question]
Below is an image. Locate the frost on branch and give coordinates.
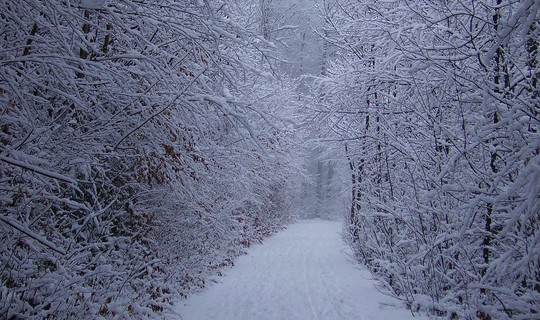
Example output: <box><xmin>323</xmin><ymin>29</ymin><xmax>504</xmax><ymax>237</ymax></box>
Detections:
<box><xmin>0</xmin><ymin>0</ymin><xmax>300</xmax><ymax>318</ymax></box>
<box><xmin>314</xmin><ymin>0</ymin><xmax>539</xmax><ymax>319</ymax></box>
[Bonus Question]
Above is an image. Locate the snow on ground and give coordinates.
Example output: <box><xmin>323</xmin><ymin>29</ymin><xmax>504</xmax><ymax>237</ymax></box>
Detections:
<box><xmin>172</xmin><ymin>220</ymin><xmax>428</xmax><ymax>320</ymax></box>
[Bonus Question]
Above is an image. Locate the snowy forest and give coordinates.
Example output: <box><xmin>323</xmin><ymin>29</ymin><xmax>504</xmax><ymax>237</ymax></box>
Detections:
<box><xmin>0</xmin><ymin>0</ymin><xmax>538</xmax><ymax>319</ymax></box>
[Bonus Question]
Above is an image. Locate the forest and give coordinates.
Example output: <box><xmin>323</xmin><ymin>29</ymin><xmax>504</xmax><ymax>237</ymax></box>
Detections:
<box><xmin>1</xmin><ymin>0</ymin><xmax>538</xmax><ymax>319</ymax></box>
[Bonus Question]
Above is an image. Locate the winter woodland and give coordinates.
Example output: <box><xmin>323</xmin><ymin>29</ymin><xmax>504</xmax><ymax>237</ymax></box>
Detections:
<box><xmin>1</xmin><ymin>0</ymin><xmax>538</xmax><ymax>319</ymax></box>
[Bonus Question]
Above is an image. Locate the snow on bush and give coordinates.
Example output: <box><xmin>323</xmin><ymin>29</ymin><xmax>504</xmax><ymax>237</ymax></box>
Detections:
<box><xmin>0</xmin><ymin>0</ymin><xmax>300</xmax><ymax>318</ymax></box>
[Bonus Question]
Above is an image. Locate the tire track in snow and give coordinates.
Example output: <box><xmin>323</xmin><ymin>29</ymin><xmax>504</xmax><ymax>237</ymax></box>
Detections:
<box><xmin>317</xmin><ymin>252</ymin><xmax>344</xmax><ymax>319</ymax></box>
<box><xmin>303</xmin><ymin>250</ymin><xmax>321</xmax><ymax>320</ymax></box>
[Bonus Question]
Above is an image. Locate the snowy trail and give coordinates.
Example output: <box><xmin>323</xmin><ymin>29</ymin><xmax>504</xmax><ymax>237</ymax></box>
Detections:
<box><xmin>173</xmin><ymin>220</ymin><xmax>427</xmax><ymax>320</ymax></box>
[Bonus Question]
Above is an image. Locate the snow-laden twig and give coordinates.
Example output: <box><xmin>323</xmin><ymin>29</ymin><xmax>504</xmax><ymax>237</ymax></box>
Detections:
<box><xmin>0</xmin><ymin>215</ymin><xmax>66</xmax><ymax>255</ymax></box>
<box><xmin>112</xmin><ymin>68</ymin><xmax>206</xmax><ymax>151</ymax></box>
<box><xmin>0</xmin><ymin>155</ymin><xmax>76</xmax><ymax>185</ymax></box>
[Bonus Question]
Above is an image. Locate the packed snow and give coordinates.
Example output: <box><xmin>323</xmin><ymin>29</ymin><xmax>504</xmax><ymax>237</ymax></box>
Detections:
<box><xmin>172</xmin><ymin>220</ymin><xmax>428</xmax><ymax>320</ymax></box>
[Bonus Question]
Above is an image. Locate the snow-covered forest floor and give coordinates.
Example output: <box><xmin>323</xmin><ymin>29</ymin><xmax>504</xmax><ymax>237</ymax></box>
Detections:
<box><xmin>173</xmin><ymin>220</ymin><xmax>428</xmax><ymax>320</ymax></box>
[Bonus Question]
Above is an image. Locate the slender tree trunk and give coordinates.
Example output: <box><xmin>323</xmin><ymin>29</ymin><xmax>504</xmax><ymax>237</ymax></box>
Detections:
<box><xmin>345</xmin><ymin>144</ymin><xmax>360</xmax><ymax>242</ymax></box>
<box><xmin>315</xmin><ymin>158</ymin><xmax>323</xmax><ymax>216</ymax></box>
<box><xmin>23</xmin><ymin>23</ymin><xmax>38</xmax><ymax>57</ymax></box>
<box><xmin>326</xmin><ymin>162</ymin><xmax>334</xmax><ymax>203</ymax></box>
<box><xmin>77</xmin><ymin>10</ymin><xmax>90</xmax><ymax>78</ymax></box>
<box><xmin>102</xmin><ymin>24</ymin><xmax>112</xmax><ymax>54</ymax></box>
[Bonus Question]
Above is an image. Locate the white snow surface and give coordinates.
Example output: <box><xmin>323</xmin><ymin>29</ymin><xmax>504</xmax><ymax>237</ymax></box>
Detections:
<box><xmin>172</xmin><ymin>220</ymin><xmax>428</xmax><ymax>320</ymax></box>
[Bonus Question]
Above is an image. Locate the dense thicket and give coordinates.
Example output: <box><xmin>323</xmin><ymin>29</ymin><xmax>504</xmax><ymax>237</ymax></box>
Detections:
<box><xmin>315</xmin><ymin>0</ymin><xmax>539</xmax><ymax>319</ymax></box>
<box><xmin>0</xmin><ymin>0</ymin><xmax>301</xmax><ymax>318</ymax></box>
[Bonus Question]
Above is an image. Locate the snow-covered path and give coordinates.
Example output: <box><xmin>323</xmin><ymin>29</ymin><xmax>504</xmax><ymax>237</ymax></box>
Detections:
<box><xmin>173</xmin><ymin>220</ymin><xmax>427</xmax><ymax>320</ymax></box>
